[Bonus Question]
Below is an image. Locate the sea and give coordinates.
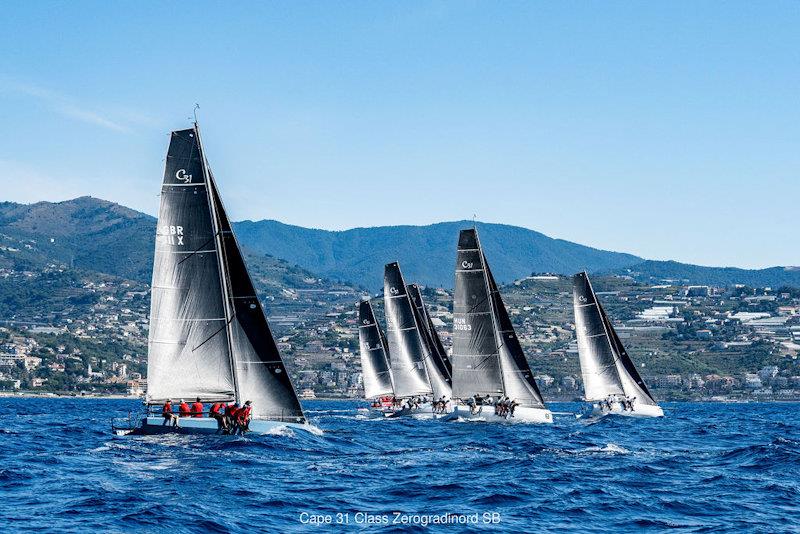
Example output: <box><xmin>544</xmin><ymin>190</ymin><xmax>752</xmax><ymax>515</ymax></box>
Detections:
<box><xmin>0</xmin><ymin>398</ymin><xmax>798</xmax><ymax>533</ymax></box>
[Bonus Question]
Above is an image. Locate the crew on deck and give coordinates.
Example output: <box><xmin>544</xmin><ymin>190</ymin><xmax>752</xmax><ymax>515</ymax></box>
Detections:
<box><xmin>191</xmin><ymin>397</ymin><xmax>204</xmax><ymax>417</ymax></box>
<box><xmin>178</xmin><ymin>399</ymin><xmax>191</xmax><ymax>417</ymax></box>
<box><xmin>162</xmin><ymin>399</ymin><xmax>178</xmax><ymax>427</ymax></box>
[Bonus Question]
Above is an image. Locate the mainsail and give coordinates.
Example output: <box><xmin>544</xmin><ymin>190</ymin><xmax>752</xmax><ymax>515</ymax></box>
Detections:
<box><xmin>147</xmin><ymin>128</ymin><xmax>235</xmax><ymax>404</ymax></box>
<box><xmin>407</xmin><ymin>284</ymin><xmax>452</xmax><ymax>388</ymax></box>
<box><xmin>383</xmin><ymin>262</ymin><xmax>435</xmax><ymax>398</ymax></box>
<box><xmin>451</xmin><ymin>229</ymin><xmax>504</xmax><ymax>399</ymax></box>
<box><xmin>357</xmin><ymin>299</ymin><xmax>394</xmax><ymax>399</ymax></box>
<box><xmin>486</xmin><ymin>266</ymin><xmax>546</xmax><ymax>408</ymax></box>
<box><xmin>572</xmin><ymin>272</ymin><xmax>656</xmax><ymax>405</ymax></box>
<box><xmin>147</xmin><ymin>124</ymin><xmax>305</xmax><ymax>422</ymax></box>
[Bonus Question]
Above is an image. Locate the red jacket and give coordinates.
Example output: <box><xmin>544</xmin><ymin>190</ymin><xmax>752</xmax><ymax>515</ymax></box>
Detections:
<box><xmin>191</xmin><ymin>402</ymin><xmax>204</xmax><ymax>417</ymax></box>
<box><xmin>225</xmin><ymin>404</ymin><xmax>239</xmax><ymax>418</ymax></box>
<box><xmin>237</xmin><ymin>405</ymin><xmax>252</xmax><ymax>424</ymax></box>
<box><xmin>210</xmin><ymin>402</ymin><xmax>223</xmax><ymax>415</ymax></box>
<box><xmin>179</xmin><ymin>402</ymin><xmax>191</xmax><ymax>416</ymax></box>
<box><xmin>162</xmin><ymin>402</ymin><xmax>172</xmax><ymax>415</ymax></box>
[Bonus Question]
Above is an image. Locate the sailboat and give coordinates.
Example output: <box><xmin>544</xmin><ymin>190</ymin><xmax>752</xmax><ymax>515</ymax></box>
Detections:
<box><xmin>383</xmin><ymin>262</ymin><xmax>453</xmax><ymax>418</ymax></box>
<box><xmin>357</xmin><ymin>298</ymin><xmax>396</xmax><ymax>414</ymax></box>
<box><xmin>407</xmin><ymin>284</ymin><xmax>452</xmax><ymax>390</ymax></box>
<box><xmin>449</xmin><ymin>229</ymin><xmax>552</xmax><ymax>423</ymax></box>
<box><xmin>572</xmin><ymin>272</ymin><xmax>663</xmax><ymax>418</ymax></box>
<box><xmin>115</xmin><ymin>124</ymin><xmax>315</xmax><ymax>435</ymax></box>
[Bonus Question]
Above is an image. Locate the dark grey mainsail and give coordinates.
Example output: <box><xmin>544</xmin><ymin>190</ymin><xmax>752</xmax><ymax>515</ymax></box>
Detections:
<box><xmin>572</xmin><ymin>272</ymin><xmax>627</xmax><ymax>401</ymax></box>
<box><xmin>384</xmin><ymin>262</ymin><xmax>435</xmax><ymax>398</ymax></box>
<box><xmin>147</xmin><ymin>128</ymin><xmax>235</xmax><ymax>404</ymax></box>
<box><xmin>147</xmin><ymin>124</ymin><xmax>304</xmax><ymax>423</ymax></box>
<box><xmin>486</xmin><ymin>266</ymin><xmax>546</xmax><ymax>408</ymax></box>
<box><xmin>451</xmin><ymin>229</ymin><xmax>504</xmax><ymax>399</ymax></box>
<box><xmin>208</xmin><ymin>172</ymin><xmax>305</xmax><ymax>422</ymax></box>
<box><xmin>407</xmin><ymin>284</ymin><xmax>452</xmax><ymax>387</ymax></box>
<box><xmin>357</xmin><ymin>299</ymin><xmax>394</xmax><ymax>399</ymax></box>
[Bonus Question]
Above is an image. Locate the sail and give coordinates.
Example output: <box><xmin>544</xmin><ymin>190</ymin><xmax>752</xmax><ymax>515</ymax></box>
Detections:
<box><xmin>486</xmin><ymin>265</ymin><xmax>546</xmax><ymax>408</ymax></box>
<box><xmin>208</xmin><ymin>173</ymin><xmax>305</xmax><ymax>423</ymax></box>
<box><xmin>451</xmin><ymin>229</ymin><xmax>504</xmax><ymax>399</ymax></box>
<box><xmin>384</xmin><ymin>263</ymin><xmax>433</xmax><ymax>397</ymax></box>
<box><xmin>357</xmin><ymin>299</ymin><xmax>394</xmax><ymax>399</ymax></box>
<box><xmin>572</xmin><ymin>272</ymin><xmax>625</xmax><ymax>401</ymax></box>
<box><xmin>146</xmin><ymin>128</ymin><xmax>235</xmax><ymax>404</ymax></box>
<box><xmin>407</xmin><ymin>284</ymin><xmax>452</xmax><ymax>382</ymax></box>
<box><xmin>598</xmin><ymin>300</ymin><xmax>658</xmax><ymax>406</ymax></box>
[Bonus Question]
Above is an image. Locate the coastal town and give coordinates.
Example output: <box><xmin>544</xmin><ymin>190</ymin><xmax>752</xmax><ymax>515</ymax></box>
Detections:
<box><xmin>1</xmin><ymin>259</ymin><xmax>798</xmax><ymax>402</ymax></box>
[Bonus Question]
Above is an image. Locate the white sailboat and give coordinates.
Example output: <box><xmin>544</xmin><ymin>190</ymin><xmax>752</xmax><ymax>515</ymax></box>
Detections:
<box><xmin>573</xmin><ymin>272</ymin><xmax>664</xmax><ymax>419</ymax></box>
<box><xmin>115</xmin><ymin>123</ymin><xmax>317</xmax><ymax>435</ymax></box>
<box><xmin>382</xmin><ymin>262</ymin><xmax>453</xmax><ymax>418</ymax></box>
<box><xmin>357</xmin><ymin>298</ymin><xmax>398</xmax><ymax>416</ymax></box>
<box><xmin>448</xmin><ymin>229</ymin><xmax>553</xmax><ymax>423</ymax></box>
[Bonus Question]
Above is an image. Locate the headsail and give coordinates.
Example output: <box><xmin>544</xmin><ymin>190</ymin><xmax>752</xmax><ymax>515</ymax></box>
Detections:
<box><xmin>572</xmin><ymin>272</ymin><xmax>626</xmax><ymax>401</ymax></box>
<box><xmin>598</xmin><ymin>293</ymin><xmax>658</xmax><ymax>406</ymax></box>
<box><xmin>486</xmin><ymin>266</ymin><xmax>546</xmax><ymax>408</ymax></box>
<box><xmin>208</xmin><ymin>172</ymin><xmax>305</xmax><ymax>423</ymax></box>
<box><xmin>357</xmin><ymin>299</ymin><xmax>395</xmax><ymax>399</ymax></box>
<box><xmin>384</xmin><ymin>262</ymin><xmax>434</xmax><ymax>398</ymax></box>
<box><xmin>407</xmin><ymin>284</ymin><xmax>452</xmax><ymax>389</ymax></box>
<box><xmin>451</xmin><ymin>229</ymin><xmax>504</xmax><ymax>399</ymax></box>
<box><xmin>146</xmin><ymin>128</ymin><xmax>235</xmax><ymax>404</ymax></box>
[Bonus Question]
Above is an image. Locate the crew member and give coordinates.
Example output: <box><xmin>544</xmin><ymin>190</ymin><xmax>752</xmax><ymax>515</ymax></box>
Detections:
<box><xmin>162</xmin><ymin>399</ymin><xmax>178</xmax><ymax>427</ymax></box>
<box><xmin>234</xmin><ymin>400</ymin><xmax>253</xmax><ymax>435</ymax></box>
<box><xmin>225</xmin><ymin>402</ymin><xmax>240</xmax><ymax>434</ymax></box>
<box><xmin>179</xmin><ymin>399</ymin><xmax>191</xmax><ymax>417</ymax></box>
<box><xmin>191</xmin><ymin>397</ymin><xmax>204</xmax><ymax>418</ymax></box>
<box><xmin>210</xmin><ymin>401</ymin><xmax>226</xmax><ymax>432</ymax></box>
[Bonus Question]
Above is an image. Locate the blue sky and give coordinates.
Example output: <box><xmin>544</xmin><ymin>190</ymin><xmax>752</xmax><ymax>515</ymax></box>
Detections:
<box><xmin>0</xmin><ymin>2</ymin><xmax>797</xmax><ymax>268</ymax></box>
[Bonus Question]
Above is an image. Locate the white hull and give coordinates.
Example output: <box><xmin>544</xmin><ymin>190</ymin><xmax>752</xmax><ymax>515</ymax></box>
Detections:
<box><xmin>579</xmin><ymin>402</ymin><xmax>664</xmax><ymax>419</ymax></box>
<box><xmin>124</xmin><ymin>416</ymin><xmax>320</xmax><ymax>435</ymax></box>
<box><xmin>449</xmin><ymin>404</ymin><xmax>553</xmax><ymax>424</ymax></box>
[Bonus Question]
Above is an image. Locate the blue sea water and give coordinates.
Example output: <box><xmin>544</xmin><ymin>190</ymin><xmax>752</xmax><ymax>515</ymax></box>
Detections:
<box><xmin>0</xmin><ymin>399</ymin><xmax>798</xmax><ymax>533</ymax></box>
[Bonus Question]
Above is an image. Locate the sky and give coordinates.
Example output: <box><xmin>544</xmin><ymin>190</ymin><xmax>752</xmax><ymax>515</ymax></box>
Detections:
<box><xmin>0</xmin><ymin>1</ymin><xmax>798</xmax><ymax>268</ymax></box>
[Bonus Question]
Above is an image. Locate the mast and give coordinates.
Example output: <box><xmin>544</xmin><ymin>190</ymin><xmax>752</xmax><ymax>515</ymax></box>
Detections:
<box><xmin>196</xmin><ymin>122</ymin><xmax>240</xmax><ymax>403</ymax></box>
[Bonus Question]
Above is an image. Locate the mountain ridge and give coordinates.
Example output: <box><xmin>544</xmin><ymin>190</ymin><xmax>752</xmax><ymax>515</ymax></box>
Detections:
<box><xmin>1</xmin><ymin>196</ymin><xmax>798</xmax><ymax>290</ymax></box>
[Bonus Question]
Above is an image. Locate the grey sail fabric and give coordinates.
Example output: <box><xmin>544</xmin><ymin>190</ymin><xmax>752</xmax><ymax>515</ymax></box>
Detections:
<box><xmin>146</xmin><ymin>128</ymin><xmax>235</xmax><ymax>404</ymax></box>
<box><xmin>384</xmin><ymin>262</ymin><xmax>433</xmax><ymax>397</ymax></box>
<box><xmin>451</xmin><ymin>229</ymin><xmax>504</xmax><ymax>399</ymax></box>
<box><xmin>598</xmin><ymin>297</ymin><xmax>658</xmax><ymax>406</ymax></box>
<box><xmin>486</xmin><ymin>266</ymin><xmax>546</xmax><ymax>408</ymax></box>
<box><xmin>208</xmin><ymin>173</ymin><xmax>305</xmax><ymax>423</ymax></box>
<box><xmin>358</xmin><ymin>299</ymin><xmax>394</xmax><ymax>399</ymax></box>
<box><xmin>407</xmin><ymin>284</ymin><xmax>452</xmax><ymax>387</ymax></box>
<box><xmin>572</xmin><ymin>272</ymin><xmax>625</xmax><ymax>401</ymax></box>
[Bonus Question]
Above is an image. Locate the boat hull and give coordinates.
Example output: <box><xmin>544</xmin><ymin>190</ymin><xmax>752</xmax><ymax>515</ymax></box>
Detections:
<box><xmin>449</xmin><ymin>404</ymin><xmax>553</xmax><ymax>424</ymax></box>
<box><xmin>120</xmin><ymin>416</ymin><xmax>317</xmax><ymax>435</ymax></box>
<box><xmin>579</xmin><ymin>402</ymin><xmax>664</xmax><ymax>419</ymax></box>
<box><xmin>382</xmin><ymin>402</ymin><xmax>453</xmax><ymax>419</ymax></box>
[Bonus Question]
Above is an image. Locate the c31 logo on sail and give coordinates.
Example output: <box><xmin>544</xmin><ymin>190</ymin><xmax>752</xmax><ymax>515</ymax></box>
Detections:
<box><xmin>461</xmin><ymin>260</ymin><xmax>473</xmax><ymax>269</ymax></box>
<box><xmin>578</xmin><ymin>295</ymin><xmax>587</xmax><ymax>303</ymax></box>
<box><xmin>362</xmin><ymin>319</ymin><xmax>370</xmax><ymax>325</ymax></box>
<box><xmin>390</xmin><ymin>287</ymin><xmax>399</xmax><ymax>295</ymax></box>
<box><xmin>175</xmin><ymin>169</ymin><xmax>192</xmax><ymax>183</ymax></box>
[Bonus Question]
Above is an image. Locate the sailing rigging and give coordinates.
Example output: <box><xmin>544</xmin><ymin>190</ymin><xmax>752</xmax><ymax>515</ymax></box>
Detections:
<box><xmin>572</xmin><ymin>271</ymin><xmax>663</xmax><ymax>418</ymax></box>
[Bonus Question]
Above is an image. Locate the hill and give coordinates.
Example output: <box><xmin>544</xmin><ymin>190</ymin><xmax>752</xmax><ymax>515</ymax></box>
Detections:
<box><xmin>232</xmin><ymin>219</ymin><xmax>642</xmax><ymax>289</ymax></box>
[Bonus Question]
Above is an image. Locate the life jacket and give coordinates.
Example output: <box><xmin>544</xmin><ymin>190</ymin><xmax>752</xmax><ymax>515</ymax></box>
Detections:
<box><xmin>210</xmin><ymin>402</ymin><xmax>223</xmax><ymax>415</ymax></box>
<box><xmin>162</xmin><ymin>402</ymin><xmax>172</xmax><ymax>415</ymax></box>
<box><xmin>179</xmin><ymin>403</ymin><xmax>191</xmax><ymax>415</ymax></box>
<box><xmin>191</xmin><ymin>402</ymin><xmax>204</xmax><ymax>417</ymax></box>
<box><xmin>225</xmin><ymin>404</ymin><xmax>239</xmax><ymax>417</ymax></box>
